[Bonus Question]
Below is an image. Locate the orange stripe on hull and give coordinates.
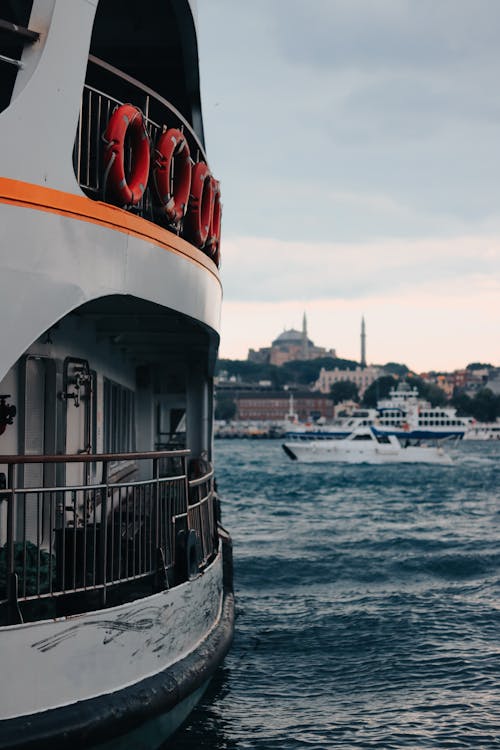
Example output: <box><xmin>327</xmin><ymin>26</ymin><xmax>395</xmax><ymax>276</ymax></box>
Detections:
<box><xmin>0</xmin><ymin>177</ymin><xmax>220</xmax><ymax>282</ymax></box>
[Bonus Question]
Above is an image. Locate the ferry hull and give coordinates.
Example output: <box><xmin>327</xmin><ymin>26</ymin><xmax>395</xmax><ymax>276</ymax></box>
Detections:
<box><xmin>0</xmin><ymin>539</ymin><xmax>234</xmax><ymax>750</ymax></box>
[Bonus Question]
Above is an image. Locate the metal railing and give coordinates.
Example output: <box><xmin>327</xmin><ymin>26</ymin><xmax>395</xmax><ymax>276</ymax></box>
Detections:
<box><xmin>187</xmin><ymin>471</ymin><xmax>217</xmax><ymax>566</ymax></box>
<box><xmin>73</xmin><ymin>56</ymin><xmax>207</xmax><ymax>230</ymax></box>
<box><xmin>0</xmin><ymin>449</ymin><xmax>219</xmax><ymax>621</ymax></box>
<box><xmin>0</xmin><ymin>18</ymin><xmax>40</xmax><ymax>70</ymax></box>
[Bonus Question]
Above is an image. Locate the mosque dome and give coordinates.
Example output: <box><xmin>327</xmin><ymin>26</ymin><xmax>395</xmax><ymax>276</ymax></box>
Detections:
<box><xmin>272</xmin><ymin>329</ymin><xmax>313</xmax><ymax>347</ymax></box>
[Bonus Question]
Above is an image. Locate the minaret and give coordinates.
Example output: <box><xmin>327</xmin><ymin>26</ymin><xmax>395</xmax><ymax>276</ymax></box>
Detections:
<box><xmin>360</xmin><ymin>316</ymin><xmax>366</xmax><ymax>368</ymax></box>
<box><xmin>302</xmin><ymin>312</ymin><xmax>308</xmax><ymax>360</ymax></box>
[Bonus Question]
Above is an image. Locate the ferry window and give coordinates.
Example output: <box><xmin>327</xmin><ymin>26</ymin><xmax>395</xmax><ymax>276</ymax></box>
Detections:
<box><xmin>376</xmin><ymin>435</ymin><xmax>391</xmax><ymax>444</ymax></box>
<box><xmin>103</xmin><ymin>379</ymin><xmax>135</xmax><ymax>454</ymax></box>
<box><xmin>20</xmin><ymin>354</ymin><xmax>57</xmax><ymax>545</ymax></box>
<box><xmin>353</xmin><ymin>434</ymin><xmax>372</xmax><ymax>441</ymax></box>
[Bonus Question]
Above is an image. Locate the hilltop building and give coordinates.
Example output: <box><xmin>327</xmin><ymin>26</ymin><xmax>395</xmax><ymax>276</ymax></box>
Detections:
<box><xmin>314</xmin><ymin>365</ymin><xmax>383</xmax><ymax>397</ymax></box>
<box><xmin>421</xmin><ymin>367</ymin><xmax>496</xmax><ymax>397</ymax></box>
<box><xmin>487</xmin><ymin>369</ymin><xmax>500</xmax><ymax>395</ymax></box>
<box><xmin>248</xmin><ymin>313</ymin><xmax>336</xmax><ymax>366</ymax></box>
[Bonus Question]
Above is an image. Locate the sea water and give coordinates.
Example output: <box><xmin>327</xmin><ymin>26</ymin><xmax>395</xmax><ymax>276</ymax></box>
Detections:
<box><xmin>168</xmin><ymin>439</ymin><xmax>500</xmax><ymax>749</ymax></box>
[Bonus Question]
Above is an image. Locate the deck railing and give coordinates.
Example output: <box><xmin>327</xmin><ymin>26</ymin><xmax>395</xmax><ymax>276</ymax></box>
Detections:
<box><xmin>0</xmin><ymin>449</ymin><xmax>218</xmax><ymax>623</ymax></box>
<box><xmin>0</xmin><ymin>17</ymin><xmax>39</xmax><ymax>71</ymax></box>
<box><xmin>73</xmin><ymin>56</ymin><xmax>207</xmax><ymax>228</ymax></box>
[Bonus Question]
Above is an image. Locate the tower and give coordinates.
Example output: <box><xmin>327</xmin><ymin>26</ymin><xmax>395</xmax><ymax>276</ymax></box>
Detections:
<box><xmin>360</xmin><ymin>316</ymin><xmax>366</xmax><ymax>368</ymax></box>
<box><xmin>302</xmin><ymin>312</ymin><xmax>308</xmax><ymax>360</ymax></box>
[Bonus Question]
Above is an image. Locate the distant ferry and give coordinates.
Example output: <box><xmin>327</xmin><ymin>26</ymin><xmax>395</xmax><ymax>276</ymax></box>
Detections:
<box><xmin>374</xmin><ymin>384</ymin><xmax>471</xmax><ymax>440</ymax></box>
<box><xmin>285</xmin><ymin>383</ymin><xmax>471</xmax><ymax>441</ymax></box>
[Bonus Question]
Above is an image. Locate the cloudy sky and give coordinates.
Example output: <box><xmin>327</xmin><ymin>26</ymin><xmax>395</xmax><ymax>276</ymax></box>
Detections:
<box><xmin>197</xmin><ymin>0</ymin><xmax>500</xmax><ymax>372</ymax></box>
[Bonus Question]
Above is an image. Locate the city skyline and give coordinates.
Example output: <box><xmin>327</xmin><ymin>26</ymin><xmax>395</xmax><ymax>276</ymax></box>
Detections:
<box><xmin>197</xmin><ymin>1</ymin><xmax>500</xmax><ymax>372</ymax></box>
<box><xmin>220</xmin><ymin>312</ymin><xmax>497</xmax><ymax>373</ymax></box>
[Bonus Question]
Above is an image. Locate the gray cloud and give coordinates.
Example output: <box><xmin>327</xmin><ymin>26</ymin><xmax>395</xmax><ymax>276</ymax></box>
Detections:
<box><xmin>198</xmin><ymin>1</ymin><xmax>500</xmax><ymax>242</ymax></box>
<box><xmin>220</xmin><ymin>236</ymin><xmax>500</xmax><ymax>303</ymax></box>
<box><xmin>271</xmin><ymin>0</ymin><xmax>500</xmax><ymax>72</ymax></box>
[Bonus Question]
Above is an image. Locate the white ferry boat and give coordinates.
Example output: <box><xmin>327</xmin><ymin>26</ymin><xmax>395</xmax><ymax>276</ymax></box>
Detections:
<box><xmin>0</xmin><ymin>2</ymin><xmax>233</xmax><ymax>748</ymax></box>
<box><xmin>282</xmin><ymin>427</ymin><xmax>453</xmax><ymax>465</ymax></box>
<box><xmin>285</xmin><ymin>383</ymin><xmax>470</xmax><ymax>442</ymax></box>
<box><xmin>374</xmin><ymin>383</ymin><xmax>471</xmax><ymax>440</ymax></box>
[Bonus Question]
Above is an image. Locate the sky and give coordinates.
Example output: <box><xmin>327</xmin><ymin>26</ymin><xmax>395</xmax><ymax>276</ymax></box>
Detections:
<box><xmin>196</xmin><ymin>0</ymin><xmax>500</xmax><ymax>372</ymax></box>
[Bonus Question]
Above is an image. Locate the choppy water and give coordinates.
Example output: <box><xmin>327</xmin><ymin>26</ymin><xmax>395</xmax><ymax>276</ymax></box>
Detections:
<box><xmin>169</xmin><ymin>440</ymin><xmax>500</xmax><ymax>749</ymax></box>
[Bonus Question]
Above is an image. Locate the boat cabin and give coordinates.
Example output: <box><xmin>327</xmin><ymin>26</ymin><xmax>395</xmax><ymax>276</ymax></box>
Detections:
<box><xmin>0</xmin><ymin>0</ymin><xmax>222</xmax><ymax>626</ymax></box>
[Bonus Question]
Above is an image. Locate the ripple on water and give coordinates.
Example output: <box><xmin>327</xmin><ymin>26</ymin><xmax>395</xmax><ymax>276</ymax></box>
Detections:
<box><xmin>169</xmin><ymin>440</ymin><xmax>500</xmax><ymax>749</ymax></box>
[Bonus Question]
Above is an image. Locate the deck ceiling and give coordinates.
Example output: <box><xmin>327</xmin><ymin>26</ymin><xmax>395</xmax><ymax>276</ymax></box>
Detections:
<box><xmin>76</xmin><ymin>295</ymin><xmax>215</xmax><ymax>371</ymax></box>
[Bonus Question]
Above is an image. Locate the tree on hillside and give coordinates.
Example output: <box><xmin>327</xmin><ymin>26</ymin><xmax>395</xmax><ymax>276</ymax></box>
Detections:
<box><xmin>318</xmin><ymin>357</ymin><xmax>359</xmax><ymax>372</ymax></box>
<box><xmin>216</xmin><ymin>359</ymin><xmax>272</xmax><ymax>380</ymax></box>
<box><xmin>214</xmin><ymin>393</ymin><xmax>237</xmax><ymax>421</ymax></box>
<box><xmin>382</xmin><ymin>362</ymin><xmax>409</xmax><ymax>376</ymax></box>
<box><xmin>452</xmin><ymin>389</ymin><xmax>500</xmax><ymax>421</ymax></box>
<box><xmin>406</xmin><ymin>375</ymin><xmax>447</xmax><ymax>406</ymax></box>
<box><xmin>330</xmin><ymin>381</ymin><xmax>359</xmax><ymax>405</ymax></box>
<box><xmin>362</xmin><ymin>376</ymin><xmax>398</xmax><ymax>407</ymax></box>
<box><xmin>280</xmin><ymin>359</ymin><xmax>323</xmax><ymax>386</ymax></box>
<box><xmin>215</xmin><ymin>356</ymin><xmax>360</xmax><ymax>389</ymax></box>
<box><xmin>466</xmin><ymin>362</ymin><xmax>493</xmax><ymax>371</ymax></box>
<box><xmin>279</xmin><ymin>357</ymin><xmax>359</xmax><ymax>387</ymax></box>
<box><xmin>215</xmin><ymin>359</ymin><xmax>284</xmax><ymax>388</ymax></box>
<box><xmin>468</xmin><ymin>388</ymin><xmax>500</xmax><ymax>422</ymax></box>
<box><xmin>451</xmin><ymin>392</ymin><xmax>472</xmax><ymax>416</ymax></box>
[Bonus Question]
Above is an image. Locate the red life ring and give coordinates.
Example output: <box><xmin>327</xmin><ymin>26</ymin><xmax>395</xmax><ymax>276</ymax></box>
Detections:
<box><xmin>185</xmin><ymin>161</ymin><xmax>213</xmax><ymax>248</ymax></box>
<box><xmin>206</xmin><ymin>176</ymin><xmax>222</xmax><ymax>265</ymax></box>
<box><xmin>152</xmin><ymin>128</ymin><xmax>192</xmax><ymax>226</ymax></box>
<box><xmin>103</xmin><ymin>104</ymin><xmax>150</xmax><ymax>206</ymax></box>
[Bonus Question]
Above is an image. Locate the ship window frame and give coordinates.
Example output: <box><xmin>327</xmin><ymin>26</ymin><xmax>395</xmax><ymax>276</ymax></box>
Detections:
<box><xmin>103</xmin><ymin>378</ymin><xmax>136</xmax><ymax>455</ymax></box>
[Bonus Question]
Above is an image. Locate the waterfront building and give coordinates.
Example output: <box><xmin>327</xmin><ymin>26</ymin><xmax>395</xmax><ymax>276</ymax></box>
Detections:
<box><xmin>234</xmin><ymin>390</ymin><xmax>335</xmax><ymax>423</ymax></box>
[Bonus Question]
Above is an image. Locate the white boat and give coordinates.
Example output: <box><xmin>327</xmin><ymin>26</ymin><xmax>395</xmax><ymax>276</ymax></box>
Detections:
<box><xmin>282</xmin><ymin>427</ymin><xmax>453</xmax><ymax>464</ymax></box>
<box><xmin>0</xmin><ymin>2</ymin><xmax>233</xmax><ymax>748</ymax></box>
